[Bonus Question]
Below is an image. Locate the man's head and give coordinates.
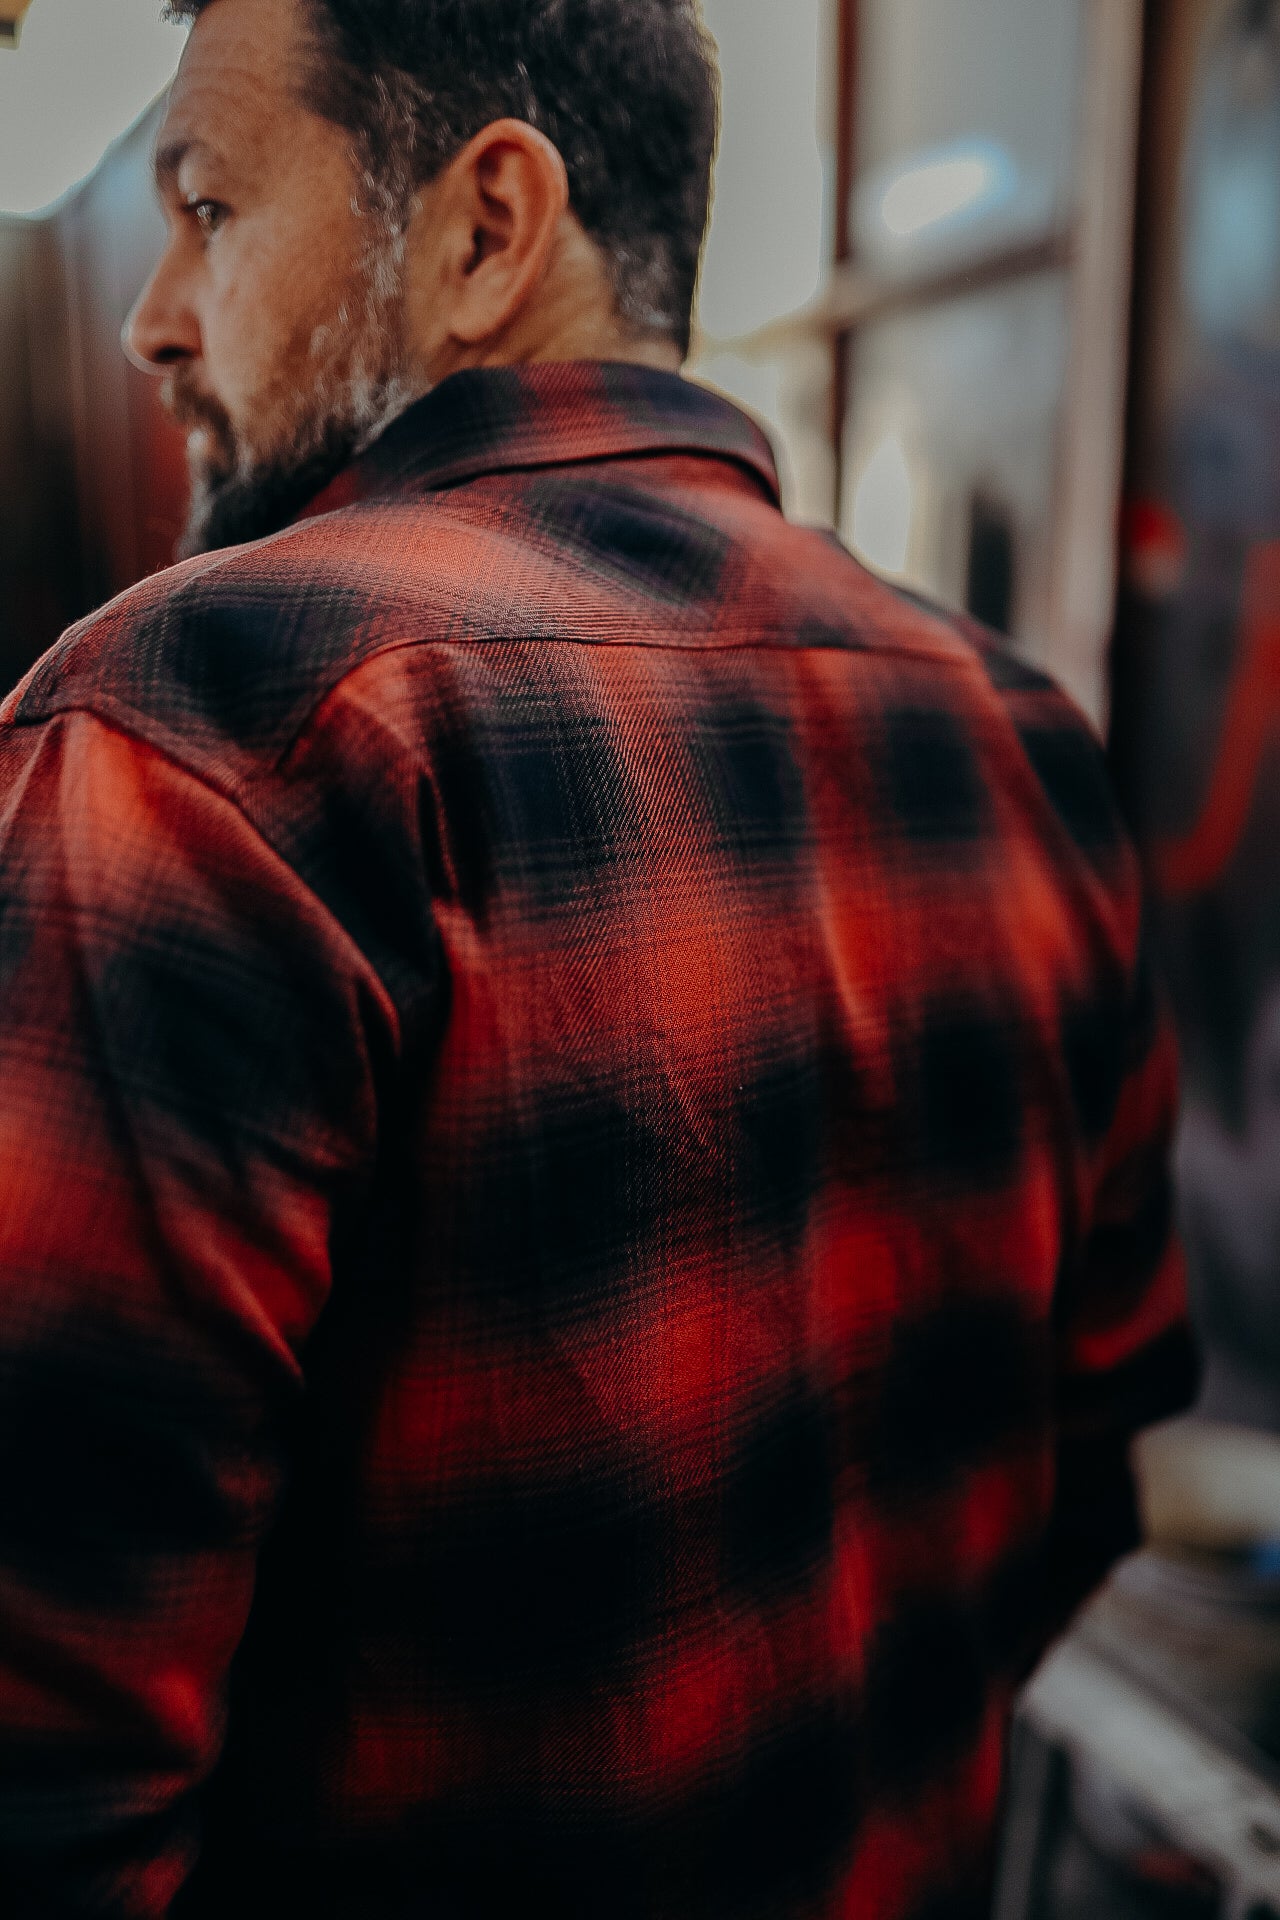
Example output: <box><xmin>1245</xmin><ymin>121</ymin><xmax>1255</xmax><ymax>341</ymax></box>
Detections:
<box><xmin>126</xmin><ymin>0</ymin><xmax>718</xmax><ymax>556</ymax></box>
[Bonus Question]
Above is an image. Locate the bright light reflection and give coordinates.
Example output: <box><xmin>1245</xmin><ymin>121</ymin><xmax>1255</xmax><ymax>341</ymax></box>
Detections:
<box><xmin>851</xmin><ymin>432</ymin><xmax>914</xmax><ymax>578</ymax></box>
<box><xmin>869</xmin><ymin>141</ymin><xmax>1015</xmax><ymax>245</ymax></box>
<box><xmin>0</xmin><ymin>0</ymin><xmax>187</xmax><ymax>218</ymax></box>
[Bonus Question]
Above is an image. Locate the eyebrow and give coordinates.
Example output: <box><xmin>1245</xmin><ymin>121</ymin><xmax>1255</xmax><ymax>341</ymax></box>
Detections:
<box><xmin>153</xmin><ymin>136</ymin><xmax>215</xmax><ymax>193</ymax></box>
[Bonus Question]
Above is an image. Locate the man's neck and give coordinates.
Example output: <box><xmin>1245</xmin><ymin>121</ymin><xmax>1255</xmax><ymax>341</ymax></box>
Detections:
<box><xmin>407</xmin><ymin>217</ymin><xmax>686</xmax><ymax>389</ymax></box>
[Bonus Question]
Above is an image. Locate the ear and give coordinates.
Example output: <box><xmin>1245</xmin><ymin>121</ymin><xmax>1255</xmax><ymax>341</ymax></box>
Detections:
<box><xmin>438</xmin><ymin>119</ymin><xmax>571</xmax><ymax>349</ymax></box>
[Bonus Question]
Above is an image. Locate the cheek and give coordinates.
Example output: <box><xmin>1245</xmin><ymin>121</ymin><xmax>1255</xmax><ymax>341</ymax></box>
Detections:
<box><xmin>198</xmin><ymin>246</ymin><xmax>275</xmax><ymax>412</ymax></box>
<box><xmin>204</xmin><ymin>222</ymin><xmax>337</xmax><ymax>395</ymax></box>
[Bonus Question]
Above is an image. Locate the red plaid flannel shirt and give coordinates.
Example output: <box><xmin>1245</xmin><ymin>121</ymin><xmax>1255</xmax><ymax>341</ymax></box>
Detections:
<box><xmin>0</xmin><ymin>363</ymin><xmax>1193</xmax><ymax>1919</ymax></box>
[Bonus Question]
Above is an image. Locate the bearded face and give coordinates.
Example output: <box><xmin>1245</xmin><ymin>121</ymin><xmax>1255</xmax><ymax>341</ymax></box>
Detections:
<box><xmin>163</xmin><ymin>217</ymin><xmax>416</xmax><ymax>557</ymax></box>
<box><xmin>125</xmin><ymin>0</ymin><xmax>427</xmax><ymax>560</ymax></box>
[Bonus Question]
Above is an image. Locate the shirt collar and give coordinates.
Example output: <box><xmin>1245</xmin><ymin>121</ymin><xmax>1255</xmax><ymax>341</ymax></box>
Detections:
<box><xmin>297</xmin><ymin>360</ymin><xmax>783</xmax><ymax>521</ymax></box>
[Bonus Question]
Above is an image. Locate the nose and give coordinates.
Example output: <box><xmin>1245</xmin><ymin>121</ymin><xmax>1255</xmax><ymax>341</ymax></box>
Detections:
<box><xmin>122</xmin><ymin>246</ymin><xmax>202</xmax><ymax>374</ymax></box>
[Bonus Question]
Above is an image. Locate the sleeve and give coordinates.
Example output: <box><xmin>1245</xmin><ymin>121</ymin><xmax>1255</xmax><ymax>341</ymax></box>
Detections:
<box><xmin>0</xmin><ymin>710</ymin><xmax>397</xmax><ymax>1917</ymax></box>
<box><xmin>1042</xmin><ymin>916</ymin><xmax>1200</xmax><ymax>1646</ymax></box>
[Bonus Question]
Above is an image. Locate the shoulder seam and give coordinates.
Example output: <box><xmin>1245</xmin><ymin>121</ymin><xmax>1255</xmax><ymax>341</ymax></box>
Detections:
<box><xmin>23</xmin><ymin>706</ymin><xmax>404</xmax><ymax>1051</ymax></box>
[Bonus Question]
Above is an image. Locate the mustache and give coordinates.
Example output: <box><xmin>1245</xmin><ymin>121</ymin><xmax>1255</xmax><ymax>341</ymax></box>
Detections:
<box><xmin>161</xmin><ymin>369</ymin><xmax>236</xmax><ymax>449</ymax></box>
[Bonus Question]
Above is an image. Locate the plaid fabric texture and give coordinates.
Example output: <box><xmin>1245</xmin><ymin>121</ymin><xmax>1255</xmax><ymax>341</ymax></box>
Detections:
<box><xmin>0</xmin><ymin>363</ymin><xmax>1193</xmax><ymax>1918</ymax></box>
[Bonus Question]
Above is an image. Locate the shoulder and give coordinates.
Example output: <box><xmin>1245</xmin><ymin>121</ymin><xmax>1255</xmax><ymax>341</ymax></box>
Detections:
<box><xmin>0</xmin><ymin>505</ymin><xmax>467</xmax><ymax>1009</ymax></box>
<box><xmin>833</xmin><ymin>564</ymin><xmax>1131</xmax><ymax>883</ymax></box>
<box><xmin>0</xmin><ymin>495</ymin><xmax>501</xmax><ymax>789</ymax></box>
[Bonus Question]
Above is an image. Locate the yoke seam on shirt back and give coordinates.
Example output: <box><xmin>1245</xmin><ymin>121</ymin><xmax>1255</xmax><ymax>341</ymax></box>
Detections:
<box><xmin>271</xmin><ymin>626</ymin><xmax>993</xmax><ymax>771</ymax></box>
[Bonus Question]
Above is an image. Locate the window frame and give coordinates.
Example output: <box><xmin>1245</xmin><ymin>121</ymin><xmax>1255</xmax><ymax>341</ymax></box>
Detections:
<box><xmin>709</xmin><ymin>0</ymin><xmax>1146</xmax><ymax>727</ymax></box>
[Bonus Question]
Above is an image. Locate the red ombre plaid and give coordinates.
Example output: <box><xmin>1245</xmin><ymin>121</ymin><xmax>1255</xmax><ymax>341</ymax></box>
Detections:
<box><xmin>0</xmin><ymin>363</ymin><xmax>1193</xmax><ymax>1919</ymax></box>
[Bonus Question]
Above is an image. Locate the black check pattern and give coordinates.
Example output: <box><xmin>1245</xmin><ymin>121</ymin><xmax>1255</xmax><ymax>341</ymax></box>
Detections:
<box><xmin>0</xmin><ymin>362</ymin><xmax>1194</xmax><ymax>1919</ymax></box>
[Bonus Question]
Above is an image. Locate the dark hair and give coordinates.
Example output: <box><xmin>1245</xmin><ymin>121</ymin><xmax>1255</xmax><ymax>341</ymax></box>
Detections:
<box><xmin>168</xmin><ymin>0</ymin><xmax>719</xmax><ymax>353</ymax></box>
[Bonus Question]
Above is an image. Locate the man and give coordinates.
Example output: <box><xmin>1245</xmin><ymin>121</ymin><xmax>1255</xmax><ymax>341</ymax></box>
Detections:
<box><xmin>0</xmin><ymin>1</ymin><xmax>1194</xmax><ymax>1915</ymax></box>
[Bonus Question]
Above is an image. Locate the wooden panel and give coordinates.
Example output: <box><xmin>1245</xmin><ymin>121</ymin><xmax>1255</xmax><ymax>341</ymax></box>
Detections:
<box><xmin>0</xmin><ymin>216</ymin><xmax>81</xmax><ymax>684</ymax></box>
<box><xmin>54</xmin><ymin>100</ymin><xmax>188</xmax><ymax>607</ymax></box>
<box><xmin>0</xmin><ymin>99</ymin><xmax>187</xmax><ymax>684</ymax></box>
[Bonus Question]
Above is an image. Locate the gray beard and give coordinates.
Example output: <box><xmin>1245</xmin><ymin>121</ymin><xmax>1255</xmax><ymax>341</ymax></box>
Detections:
<box><xmin>176</xmin><ymin>368</ymin><xmax>416</xmax><ymax>558</ymax></box>
<box><xmin>169</xmin><ymin>201</ymin><xmax>423</xmax><ymax>559</ymax></box>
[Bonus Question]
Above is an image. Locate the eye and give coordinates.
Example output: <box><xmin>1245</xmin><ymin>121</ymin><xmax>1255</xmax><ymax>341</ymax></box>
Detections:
<box><xmin>188</xmin><ymin>198</ymin><xmax>228</xmax><ymax>237</ymax></box>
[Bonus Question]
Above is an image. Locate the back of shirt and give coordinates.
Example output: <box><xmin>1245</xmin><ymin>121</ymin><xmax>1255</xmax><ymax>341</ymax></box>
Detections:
<box><xmin>0</xmin><ymin>367</ymin><xmax>1193</xmax><ymax>1920</ymax></box>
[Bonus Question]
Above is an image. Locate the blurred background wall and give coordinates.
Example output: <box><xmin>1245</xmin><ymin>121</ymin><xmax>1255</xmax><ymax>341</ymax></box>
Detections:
<box><xmin>3</xmin><ymin>0</ymin><xmax>1280</xmax><ymax>1438</ymax></box>
<box><xmin>0</xmin><ymin>131</ymin><xmax>189</xmax><ymax>693</ymax></box>
<box><xmin>1114</xmin><ymin>0</ymin><xmax>1280</xmax><ymax>1435</ymax></box>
